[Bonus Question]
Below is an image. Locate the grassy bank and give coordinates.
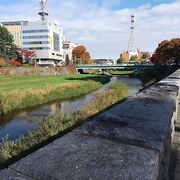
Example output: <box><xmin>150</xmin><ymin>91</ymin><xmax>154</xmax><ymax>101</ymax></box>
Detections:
<box><xmin>110</xmin><ymin>70</ymin><xmax>134</xmax><ymax>75</ymax></box>
<box><xmin>0</xmin><ymin>74</ymin><xmax>110</xmax><ymax>114</ymax></box>
<box><xmin>0</xmin><ymin>82</ymin><xmax>127</xmax><ymax>166</ymax></box>
<box><xmin>130</xmin><ymin>68</ymin><xmax>171</xmax><ymax>87</ymax></box>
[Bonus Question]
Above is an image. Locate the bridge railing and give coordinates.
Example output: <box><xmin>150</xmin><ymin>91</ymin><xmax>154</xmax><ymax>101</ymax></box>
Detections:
<box><xmin>76</xmin><ymin>64</ymin><xmax>163</xmax><ymax>70</ymax></box>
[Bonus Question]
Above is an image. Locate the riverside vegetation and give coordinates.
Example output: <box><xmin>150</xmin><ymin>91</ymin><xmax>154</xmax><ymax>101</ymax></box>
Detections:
<box><xmin>0</xmin><ymin>81</ymin><xmax>127</xmax><ymax>167</ymax></box>
<box><xmin>130</xmin><ymin>67</ymin><xmax>174</xmax><ymax>87</ymax></box>
<box><xmin>0</xmin><ymin>74</ymin><xmax>110</xmax><ymax>114</ymax></box>
<box><xmin>109</xmin><ymin>68</ymin><xmax>170</xmax><ymax>87</ymax></box>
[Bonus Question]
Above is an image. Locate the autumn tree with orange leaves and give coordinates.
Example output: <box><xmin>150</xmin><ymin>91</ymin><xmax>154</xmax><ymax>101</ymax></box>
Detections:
<box><xmin>151</xmin><ymin>38</ymin><xmax>180</xmax><ymax>65</ymax></box>
<box><xmin>0</xmin><ymin>57</ymin><xmax>6</xmax><ymax>66</ymax></box>
<box><xmin>72</xmin><ymin>45</ymin><xmax>93</xmax><ymax>65</ymax></box>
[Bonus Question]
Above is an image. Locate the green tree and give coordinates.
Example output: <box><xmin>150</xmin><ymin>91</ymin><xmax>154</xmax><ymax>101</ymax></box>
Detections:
<box><xmin>0</xmin><ymin>26</ymin><xmax>17</xmax><ymax>60</ymax></box>
<box><xmin>117</xmin><ymin>57</ymin><xmax>124</xmax><ymax>64</ymax></box>
<box><xmin>151</xmin><ymin>38</ymin><xmax>180</xmax><ymax>65</ymax></box>
<box><xmin>130</xmin><ymin>55</ymin><xmax>137</xmax><ymax>61</ymax></box>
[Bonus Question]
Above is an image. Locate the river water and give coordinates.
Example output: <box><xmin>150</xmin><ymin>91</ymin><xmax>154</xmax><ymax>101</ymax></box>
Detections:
<box><xmin>0</xmin><ymin>76</ymin><xmax>142</xmax><ymax>142</ymax></box>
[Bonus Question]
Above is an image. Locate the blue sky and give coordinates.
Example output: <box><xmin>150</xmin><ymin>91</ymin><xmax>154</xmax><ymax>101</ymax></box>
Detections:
<box><xmin>95</xmin><ymin>0</ymin><xmax>175</xmax><ymax>9</ymax></box>
<box><xmin>1</xmin><ymin>0</ymin><xmax>175</xmax><ymax>8</ymax></box>
<box><xmin>0</xmin><ymin>0</ymin><xmax>180</xmax><ymax>58</ymax></box>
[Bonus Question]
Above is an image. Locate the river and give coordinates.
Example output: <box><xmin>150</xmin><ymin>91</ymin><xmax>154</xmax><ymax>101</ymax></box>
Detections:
<box><xmin>0</xmin><ymin>76</ymin><xmax>142</xmax><ymax>142</ymax></box>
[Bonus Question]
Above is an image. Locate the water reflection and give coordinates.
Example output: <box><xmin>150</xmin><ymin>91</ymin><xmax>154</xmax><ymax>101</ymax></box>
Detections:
<box><xmin>0</xmin><ymin>76</ymin><xmax>142</xmax><ymax>142</ymax></box>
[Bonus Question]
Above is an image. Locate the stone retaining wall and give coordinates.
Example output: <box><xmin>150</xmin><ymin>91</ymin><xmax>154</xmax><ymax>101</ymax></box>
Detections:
<box><xmin>0</xmin><ymin>66</ymin><xmax>77</xmax><ymax>76</ymax></box>
<box><xmin>0</xmin><ymin>70</ymin><xmax>180</xmax><ymax>179</ymax></box>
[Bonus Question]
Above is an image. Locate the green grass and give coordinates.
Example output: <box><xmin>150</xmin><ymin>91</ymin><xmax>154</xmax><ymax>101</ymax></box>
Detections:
<box><xmin>0</xmin><ymin>74</ymin><xmax>108</xmax><ymax>92</ymax></box>
<box><xmin>0</xmin><ymin>74</ymin><xmax>110</xmax><ymax>114</ymax></box>
<box><xmin>0</xmin><ymin>81</ymin><xmax>127</xmax><ymax>166</ymax></box>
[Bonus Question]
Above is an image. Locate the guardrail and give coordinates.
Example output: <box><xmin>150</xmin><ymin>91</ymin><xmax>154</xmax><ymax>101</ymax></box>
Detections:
<box><xmin>76</xmin><ymin>64</ymin><xmax>163</xmax><ymax>70</ymax></box>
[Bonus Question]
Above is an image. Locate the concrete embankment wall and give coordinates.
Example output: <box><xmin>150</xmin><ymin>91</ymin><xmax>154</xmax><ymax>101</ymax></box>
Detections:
<box><xmin>0</xmin><ymin>70</ymin><xmax>180</xmax><ymax>179</ymax></box>
<box><xmin>0</xmin><ymin>66</ymin><xmax>77</xmax><ymax>76</ymax></box>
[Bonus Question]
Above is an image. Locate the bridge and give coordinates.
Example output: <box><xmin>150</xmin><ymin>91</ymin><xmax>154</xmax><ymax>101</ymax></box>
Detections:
<box><xmin>76</xmin><ymin>64</ymin><xmax>163</xmax><ymax>71</ymax></box>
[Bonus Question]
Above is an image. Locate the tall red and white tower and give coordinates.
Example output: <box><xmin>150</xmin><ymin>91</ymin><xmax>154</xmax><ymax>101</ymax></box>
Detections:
<box><xmin>128</xmin><ymin>14</ymin><xmax>136</xmax><ymax>53</ymax></box>
<box><xmin>38</xmin><ymin>0</ymin><xmax>49</xmax><ymax>22</ymax></box>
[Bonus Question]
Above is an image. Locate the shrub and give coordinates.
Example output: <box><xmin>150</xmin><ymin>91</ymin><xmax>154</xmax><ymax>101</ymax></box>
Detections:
<box><xmin>10</xmin><ymin>59</ymin><xmax>21</xmax><ymax>67</ymax></box>
<box><xmin>22</xmin><ymin>64</ymin><xmax>30</xmax><ymax>68</ymax></box>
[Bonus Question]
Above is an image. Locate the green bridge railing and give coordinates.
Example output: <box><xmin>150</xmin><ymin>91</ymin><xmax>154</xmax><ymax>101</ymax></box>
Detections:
<box><xmin>76</xmin><ymin>64</ymin><xmax>163</xmax><ymax>70</ymax></box>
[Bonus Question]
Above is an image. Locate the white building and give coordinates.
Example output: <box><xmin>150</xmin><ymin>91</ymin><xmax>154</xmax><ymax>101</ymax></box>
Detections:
<box><xmin>22</xmin><ymin>21</ymin><xmax>64</xmax><ymax>66</ymax></box>
<box><xmin>63</xmin><ymin>39</ymin><xmax>79</xmax><ymax>65</ymax></box>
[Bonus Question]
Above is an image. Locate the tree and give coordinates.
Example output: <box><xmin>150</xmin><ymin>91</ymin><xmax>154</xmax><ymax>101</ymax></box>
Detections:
<box><xmin>0</xmin><ymin>57</ymin><xmax>6</xmax><ymax>66</ymax></box>
<box><xmin>65</xmin><ymin>54</ymin><xmax>71</xmax><ymax>66</ymax></box>
<box><xmin>141</xmin><ymin>53</ymin><xmax>149</xmax><ymax>60</ymax></box>
<box><xmin>0</xmin><ymin>26</ymin><xmax>17</xmax><ymax>60</ymax></box>
<box><xmin>11</xmin><ymin>59</ymin><xmax>21</xmax><ymax>67</ymax></box>
<box><xmin>151</xmin><ymin>38</ymin><xmax>180</xmax><ymax>65</ymax></box>
<box><xmin>72</xmin><ymin>45</ymin><xmax>93</xmax><ymax>65</ymax></box>
<box><xmin>130</xmin><ymin>55</ymin><xmax>137</xmax><ymax>61</ymax></box>
<box><xmin>82</xmin><ymin>52</ymin><xmax>92</xmax><ymax>64</ymax></box>
<box><xmin>72</xmin><ymin>45</ymin><xmax>86</xmax><ymax>64</ymax></box>
<box><xmin>117</xmin><ymin>57</ymin><xmax>124</xmax><ymax>64</ymax></box>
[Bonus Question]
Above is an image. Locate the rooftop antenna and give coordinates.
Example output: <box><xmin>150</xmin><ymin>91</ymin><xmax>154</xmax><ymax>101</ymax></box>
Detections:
<box><xmin>38</xmin><ymin>0</ymin><xmax>48</xmax><ymax>22</ymax></box>
<box><xmin>128</xmin><ymin>14</ymin><xmax>136</xmax><ymax>53</ymax></box>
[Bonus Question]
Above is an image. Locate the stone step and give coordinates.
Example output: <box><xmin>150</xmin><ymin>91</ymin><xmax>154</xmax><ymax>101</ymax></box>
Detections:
<box><xmin>175</xmin><ymin>124</ymin><xmax>180</xmax><ymax>130</ymax></box>
<box><xmin>173</xmin><ymin>134</ymin><xmax>180</xmax><ymax>143</ymax></box>
<box><xmin>176</xmin><ymin>155</ymin><xmax>180</xmax><ymax>161</ymax></box>
<box><xmin>175</xmin><ymin>120</ymin><xmax>180</xmax><ymax>125</ymax></box>
<box><xmin>173</xmin><ymin>139</ymin><xmax>180</xmax><ymax>145</ymax></box>
<box><xmin>174</xmin><ymin>172</ymin><xmax>180</xmax><ymax>180</ymax></box>
<box><xmin>175</xmin><ymin>163</ymin><xmax>180</xmax><ymax>172</ymax></box>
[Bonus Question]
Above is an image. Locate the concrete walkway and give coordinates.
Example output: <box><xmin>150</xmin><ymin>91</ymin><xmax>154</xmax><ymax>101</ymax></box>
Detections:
<box><xmin>171</xmin><ymin>99</ymin><xmax>180</xmax><ymax>179</ymax></box>
<box><xmin>0</xmin><ymin>70</ymin><xmax>180</xmax><ymax>180</ymax></box>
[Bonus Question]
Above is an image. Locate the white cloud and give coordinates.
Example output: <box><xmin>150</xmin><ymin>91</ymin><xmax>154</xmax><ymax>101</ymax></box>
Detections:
<box><xmin>0</xmin><ymin>0</ymin><xmax>180</xmax><ymax>58</ymax></box>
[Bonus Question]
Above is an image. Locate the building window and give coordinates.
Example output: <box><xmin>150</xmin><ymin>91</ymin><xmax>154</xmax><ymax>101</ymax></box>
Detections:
<box><xmin>23</xmin><ymin>22</ymin><xmax>28</xmax><ymax>26</ymax></box>
<box><xmin>22</xmin><ymin>35</ymin><xmax>49</xmax><ymax>39</ymax></box>
<box><xmin>24</xmin><ymin>47</ymin><xmax>50</xmax><ymax>50</ymax></box>
<box><xmin>22</xmin><ymin>29</ymin><xmax>49</xmax><ymax>33</ymax></box>
<box><xmin>23</xmin><ymin>41</ymin><xmax>49</xmax><ymax>45</ymax></box>
<box><xmin>63</xmin><ymin>44</ymin><xmax>70</xmax><ymax>49</ymax></box>
<box><xmin>56</xmin><ymin>54</ymin><xmax>62</xmax><ymax>57</ymax></box>
<box><xmin>53</xmin><ymin>32</ymin><xmax>60</xmax><ymax>51</ymax></box>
